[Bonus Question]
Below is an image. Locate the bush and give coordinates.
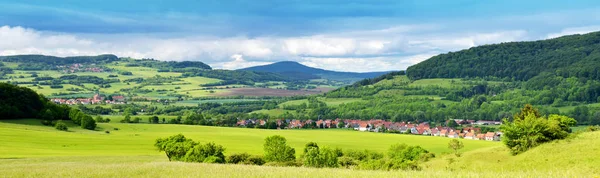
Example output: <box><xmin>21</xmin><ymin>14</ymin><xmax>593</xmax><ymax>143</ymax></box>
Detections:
<box><xmin>586</xmin><ymin>125</ymin><xmax>600</xmax><ymax>132</ymax></box>
<box><xmin>81</xmin><ymin>115</ymin><xmax>97</xmax><ymax>130</ymax></box>
<box><xmin>113</xmin><ymin>127</ymin><xmax>119</xmax><ymax>130</ymax></box>
<box><xmin>105</xmin><ymin>130</ymin><xmax>110</xmax><ymax>134</ymax></box>
<box><xmin>501</xmin><ymin>105</ymin><xmax>576</xmax><ymax>155</ymax></box>
<box><xmin>54</xmin><ymin>120</ymin><xmax>68</xmax><ymax>131</ymax></box>
<box><xmin>183</xmin><ymin>142</ymin><xmax>226</xmax><ymax>163</ymax></box>
<box><xmin>337</xmin><ymin>156</ymin><xmax>357</xmax><ymax>168</ymax></box>
<box><xmin>120</xmin><ymin>71</ymin><xmax>133</xmax><ymax>75</ymax></box>
<box><xmin>95</xmin><ymin>116</ymin><xmax>105</xmax><ymax>123</ymax></box>
<box><xmin>155</xmin><ymin>134</ymin><xmax>198</xmax><ymax>161</ymax></box>
<box><xmin>203</xmin><ymin>156</ymin><xmax>224</xmax><ymax>163</ymax></box>
<box><xmin>263</xmin><ymin>135</ymin><xmax>296</xmax><ymax>163</ymax></box>
<box><xmin>226</xmin><ymin>153</ymin><xmax>251</xmax><ymax>164</ymax></box>
<box><xmin>244</xmin><ymin>156</ymin><xmax>266</xmax><ymax>165</ymax></box>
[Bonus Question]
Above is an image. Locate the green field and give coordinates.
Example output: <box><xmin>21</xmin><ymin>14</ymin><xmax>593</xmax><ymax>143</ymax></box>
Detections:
<box><xmin>0</xmin><ymin>120</ymin><xmax>499</xmax><ymax>158</ymax></box>
<box><xmin>0</xmin><ymin>120</ymin><xmax>597</xmax><ymax>177</ymax></box>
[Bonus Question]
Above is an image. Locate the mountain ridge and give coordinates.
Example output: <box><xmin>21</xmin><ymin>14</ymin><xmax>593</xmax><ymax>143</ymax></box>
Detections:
<box><xmin>239</xmin><ymin>61</ymin><xmax>393</xmax><ymax>82</ymax></box>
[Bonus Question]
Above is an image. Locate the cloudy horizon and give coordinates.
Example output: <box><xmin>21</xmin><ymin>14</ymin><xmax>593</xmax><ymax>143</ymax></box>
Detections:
<box><xmin>1</xmin><ymin>1</ymin><xmax>600</xmax><ymax>72</ymax></box>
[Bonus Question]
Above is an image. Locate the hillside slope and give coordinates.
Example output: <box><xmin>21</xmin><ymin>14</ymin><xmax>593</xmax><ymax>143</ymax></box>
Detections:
<box><xmin>424</xmin><ymin>131</ymin><xmax>600</xmax><ymax>175</ymax></box>
<box><xmin>407</xmin><ymin>31</ymin><xmax>600</xmax><ymax>80</ymax></box>
<box><xmin>240</xmin><ymin>61</ymin><xmax>390</xmax><ymax>81</ymax></box>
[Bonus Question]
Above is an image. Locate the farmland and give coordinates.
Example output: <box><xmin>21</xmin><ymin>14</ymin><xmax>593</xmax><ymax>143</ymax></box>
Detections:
<box><xmin>0</xmin><ymin>120</ymin><xmax>598</xmax><ymax>177</ymax></box>
<box><xmin>0</xmin><ymin>119</ymin><xmax>499</xmax><ymax>158</ymax></box>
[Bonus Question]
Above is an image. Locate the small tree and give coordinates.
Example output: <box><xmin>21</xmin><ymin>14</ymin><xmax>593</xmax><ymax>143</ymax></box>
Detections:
<box><xmin>151</xmin><ymin>116</ymin><xmax>159</xmax><ymax>124</ymax></box>
<box><xmin>184</xmin><ymin>142</ymin><xmax>226</xmax><ymax>163</ymax></box>
<box><xmin>155</xmin><ymin>134</ymin><xmax>197</xmax><ymax>161</ymax></box>
<box><xmin>95</xmin><ymin>116</ymin><xmax>105</xmax><ymax>123</ymax></box>
<box><xmin>501</xmin><ymin>105</ymin><xmax>576</xmax><ymax>155</ymax></box>
<box><xmin>448</xmin><ymin>139</ymin><xmax>464</xmax><ymax>157</ymax></box>
<box><xmin>54</xmin><ymin>120</ymin><xmax>68</xmax><ymax>131</ymax></box>
<box><xmin>122</xmin><ymin>114</ymin><xmax>131</xmax><ymax>123</ymax></box>
<box><xmin>81</xmin><ymin>115</ymin><xmax>97</xmax><ymax>130</ymax></box>
<box><xmin>263</xmin><ymin>135</ymin><xmax>296</xmax><ymax>162</ymax></box>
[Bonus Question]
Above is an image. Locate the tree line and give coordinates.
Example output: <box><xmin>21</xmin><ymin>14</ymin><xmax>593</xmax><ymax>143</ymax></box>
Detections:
<box><xmin>155</xmin><ymin>134</ymin><xmax>434</xmax><ymax>170</ymax></box>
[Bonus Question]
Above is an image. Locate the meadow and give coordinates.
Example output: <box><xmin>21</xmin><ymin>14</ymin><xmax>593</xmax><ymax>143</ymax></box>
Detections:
<box><xmin>0</xmin><ymin>119</ymin><xmax>499</xmax><ymax>158</ymax></box>
<box><xmin>0</xmin><ymin>120</ymin><xmax>598</xmax><ymax>177</ymax></box>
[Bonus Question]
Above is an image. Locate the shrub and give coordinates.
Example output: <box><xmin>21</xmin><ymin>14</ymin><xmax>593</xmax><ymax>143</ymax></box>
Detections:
<box><xmin>81</xmin><ymin>115</ymin><xmax>97</xmax><ymax>130</ymax></box>
<box><xmin>337</xmin><ymin>156</ymin><xmax>358</xmax><ymax>168</ymax></box>
<box><xmin>120</xmin><ymin>71</ymin><xmax>133</xmax><ymax>75</ymax></box>
<box><xmin>226</xmin><ymin>153</ymin><xmax>251</xmax><ymax>164</ymax></box>
<box><xmin>203</xmin><ymin>156</ymin><xmax>224</xmax><ymax>164</ymax></box>
<box><xmin>95</xmin><ymin>116</ymin><xmax>105</xmax><ymax>123</ymax></box>
<box><xmin>586</xmin><ymin>125</ymin><xmax>600</xmax><ymax>132</ymax></box>
<box><xmin>184</xmin><ymin>142</ymin><xmax>226</xmax><ymax>163</ymax></box>
<box><xmin>244</xmin><ymin>156</ymin><xmax>266</xmax><ymax>165</ymax></box>
<box><xmin>155</xmin><ymin>134</ymin><xmax>198</xmax><ymax>161</ymax></box>
<box><xmin>113</xmin><ymin>127</ymin><xmax>119</xmax><ymax>130</ymax></box>
<box><xmin>105</xmin><ymin>130</ymin><xmax>110</xmax><ymax>134</ymax></box>
<box><xmin>501</xmin><ymin>105</ymin><xmax>576</xmax><ymax>155</ymax></box>
<box><xmin>54</xmin><ymin>120</ymin><xmax>68</xmax><ymax>131</ymax></box>
<box><xmin>263</xmin><ymin>135</ymin><xmax>296</xmax><ymax>163</ymax></box>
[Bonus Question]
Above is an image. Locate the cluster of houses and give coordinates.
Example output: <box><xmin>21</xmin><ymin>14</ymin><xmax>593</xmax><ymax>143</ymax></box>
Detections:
<box><xmin>236</xmin><ymin>118</ymin><xmax>502</xmax><ymax>141</ymax></box>
<box><xmin>58</xmin><ymin>64</ymin><xmax>104</xmax><ymax>73</ymax></box>
<box><xmin>51</xmin><ymin>94</ymin><xmax>126</xmax><ymax>105</ymax></box>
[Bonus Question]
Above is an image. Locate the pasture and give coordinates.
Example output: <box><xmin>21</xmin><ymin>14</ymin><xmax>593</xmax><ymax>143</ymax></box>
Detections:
<box><xmin>0</xmin><ymin>120</ymin><xmax>596</xmax><ymax>177</ymax></box>
<box><xmin>0</xmin><ymin>120</ymin><xmax>499</xmax><ymax>158</ymax></box>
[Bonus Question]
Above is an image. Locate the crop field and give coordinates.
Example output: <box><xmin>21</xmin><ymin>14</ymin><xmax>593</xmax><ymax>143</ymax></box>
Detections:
<box><xmin>215</xmin><ymin>88</ymin><xmax>324</xmax><ymax>97</ymax></box>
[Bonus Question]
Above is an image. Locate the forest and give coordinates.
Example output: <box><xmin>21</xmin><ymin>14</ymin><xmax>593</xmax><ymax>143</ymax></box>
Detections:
<box><xmin>407</xmin><ymin>31</ymin><xmax>600</xmax><ymax>81</ymax></box>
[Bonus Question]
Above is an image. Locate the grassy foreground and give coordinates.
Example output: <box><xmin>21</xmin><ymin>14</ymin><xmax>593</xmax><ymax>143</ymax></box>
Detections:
<box><xmin>1</xmin><ymin>120</ymin><xmax>598</xmax><ymax>177</ymax></box>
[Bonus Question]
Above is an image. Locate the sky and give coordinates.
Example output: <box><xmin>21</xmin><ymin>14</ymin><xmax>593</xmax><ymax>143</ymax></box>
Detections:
<box><xmin>1</xmin><ymin>0</ymin><xmax>600</xmax><ymax>72</ymax></box>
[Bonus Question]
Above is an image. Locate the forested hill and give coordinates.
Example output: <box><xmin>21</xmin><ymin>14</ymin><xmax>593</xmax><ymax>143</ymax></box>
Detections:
<box><xmin>407</xmin><ymin>31</ymin><xmax>600</xmax><ymax>80</ymax></box>
<box><xmin>240</xmin><ymin>61</ymin><xmax>391</xmax><ymax>81</ymax></box>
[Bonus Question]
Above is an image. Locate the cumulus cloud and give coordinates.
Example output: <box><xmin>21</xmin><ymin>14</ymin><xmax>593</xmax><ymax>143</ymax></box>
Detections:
<box><xmin>0</xmin><ymin>25</ymin><xmax>585</xmax><ymax>72</ymax></box>
<box><xmin>216</xmin><ymin>54</ymin><xmax>272</xmax><ymax>70</ymax></box>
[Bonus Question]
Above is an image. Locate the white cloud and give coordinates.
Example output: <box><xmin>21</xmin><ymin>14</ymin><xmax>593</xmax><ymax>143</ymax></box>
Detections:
<box><xmin>0</xmin><ymin>25</ymin><xmax>590</xmax><ymax>72</ymax></box>
<box><xmin>546</xmin><ymin>26</ymin><xmax>600</xmax><ymax>39</ymax></box>
<box><xmin>215</xmin><ymin>54</ymin><xmax>272</xmax><ymax>70</ymax></box>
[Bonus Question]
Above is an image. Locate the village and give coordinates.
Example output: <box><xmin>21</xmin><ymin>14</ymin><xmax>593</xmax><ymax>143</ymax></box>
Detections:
<box><xmin>50</xmin><ymin>94</ymin><xmax>126</xmax><ymax>105</ymax></box>
<box><xmin>237</xmin><ymin>118</ymin><xmax>503</xmax><ymax>141</ymax></box>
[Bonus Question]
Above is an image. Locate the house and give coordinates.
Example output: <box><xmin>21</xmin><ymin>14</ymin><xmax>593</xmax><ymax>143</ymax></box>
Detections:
<box><xmin>464</xmin><ymin>132</ymin><xmax>476</xmax><ymax>140</ymax></box>
<box><xmin>358</xmin><ymin>122</ymin><xmax>370</xmax><ymax>131</ymax></box>
<box><xmin>484</xmin><ymin>132</ymin><xmax>496</xmax><ymax>141</ymax></box>
<box><xmin>448</xmin><ymin>131</ymin><xmax>459</xmax><ymax>138</ymax></box>
<box><xmin>476</xmin><ymin>134</ymin><xmax>485</xmax><ymax>140</ymax></box>
<box><xmin>440</xmin><ymin>130</ymin><xmax>448</xmax><ymax>137</ymax></box>
<box><xmin>112</xmin><ymin>95</ymin><xmax>126</xmax><ymax>102</ymax></box>
<box><xmin>431</xmin><ymin>129</ymin><xmax>440</xmax><ymax>136</ymax></box>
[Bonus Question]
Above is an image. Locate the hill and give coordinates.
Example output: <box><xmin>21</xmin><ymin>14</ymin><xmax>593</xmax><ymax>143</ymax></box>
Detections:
<box><xmin>407</xmin><ymin>31</ymin><xmax>600</xmax><ymax>80</ymax></box>
<box><xmin>239</xmin><ymin>61</ymin><xmax>391</xmax><ymax>82</ymax></box>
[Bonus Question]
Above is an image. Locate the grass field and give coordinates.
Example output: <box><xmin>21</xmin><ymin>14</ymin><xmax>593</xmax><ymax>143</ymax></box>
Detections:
<box><xmin>0</xmin><ymin>119</ymin><xmax>499</xmax><ymax>158</ymax></box>
<box><xmin>0</xmin><ymin>120</ymin><xmax>597</xmax><ymax>177</ymax></box>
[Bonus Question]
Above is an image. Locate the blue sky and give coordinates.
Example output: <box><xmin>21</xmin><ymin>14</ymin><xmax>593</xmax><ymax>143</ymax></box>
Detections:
<box><xmin>1</xmin><ymin>0</ymin><xmax>600</xmax><ymax>72</ymax></box>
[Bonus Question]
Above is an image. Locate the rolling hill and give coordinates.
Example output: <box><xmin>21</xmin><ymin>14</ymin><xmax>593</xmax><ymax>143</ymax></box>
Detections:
<box><xmin>239</xmin><ymin>61</ymin><xmax>392</xmax><ymax>82</ymax></box>
<box><xmin>407</xmin><ymin>31</ymin><xmax>600</xmax><ymax>80</ymax></box>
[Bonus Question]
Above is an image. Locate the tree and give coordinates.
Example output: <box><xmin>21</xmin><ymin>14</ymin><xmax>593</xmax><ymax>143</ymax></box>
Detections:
<box><xmin>155</xmin><ymin>134</ymin><xmax>197</xmax><ymax>161</ymax></box>
<box><xmin>447</xmin><ymin>119</ymin><xmax>459</xmax><ymax>128</ymax></box>
<box><xmin>263</xmin><ymin>135</ymin><xmax>295</xmax><ymax>162</ymax></box>
<box><xmin>81</xmin><ymin>115</ymin><xmax>97</xmax><ymax>130</ymax></box>
<box><xmin>184</xmin><ymin>142</ymin><xmax>226</xmax><ymax>163</ymax></box>
<box><xmin>54</xmin><ymin>120</ymin><xmax>68</xmax><ymax>131</ymax></box>
<box><xmin>448</xmin><ymin>139</ymin><xmax>464</xmax><ymax>157</ymax></box>
<box><xmin>337</xmin><ymin>121</ymin><xmax>345</xmax><ymax>128</ymax></box>
<box><xmin>151</xmin><ymin>116</ymin><xmax>159</xmax><ymax>124</ymax></box>
<box><xmin>95</xmin><ymin>116</ymin><xmax>105</xmax><ymax>123</ymax></box>
<box><xmin>122</xmin><ymin>114</ymin><xmax>131</xmax><ymax>123</ymax></box>
<box><xmin>501</xmin><ymin>105</ymin><xmax>576</xmax><ymax>155</ymax></box>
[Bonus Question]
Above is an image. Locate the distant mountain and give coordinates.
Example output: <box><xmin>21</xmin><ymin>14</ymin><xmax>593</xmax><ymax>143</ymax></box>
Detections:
<box><xmin>407</xmin><ymin>31</ymin><xmax>600</xmax><ymax>81</ymax></box>
<box><xmin>239</xmin><ymin>61</ymin><xmax>392</xmax><ymax>82</ymax></box>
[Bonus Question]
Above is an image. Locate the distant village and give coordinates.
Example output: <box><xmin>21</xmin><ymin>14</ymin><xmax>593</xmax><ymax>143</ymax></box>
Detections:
<box><xmin>237</xmin><ymin>119</ymin><xmax>503</xmax><ymax>141</ymax></box>
<box><xmin>51</xmin><ymin>94</ymin><xmax>126</xmax><ymax>105</ymax></box>
<box><xmin>58</xmin><ymin>63</ymin><xmax>105</xmax><ymax>73</ymax></box>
